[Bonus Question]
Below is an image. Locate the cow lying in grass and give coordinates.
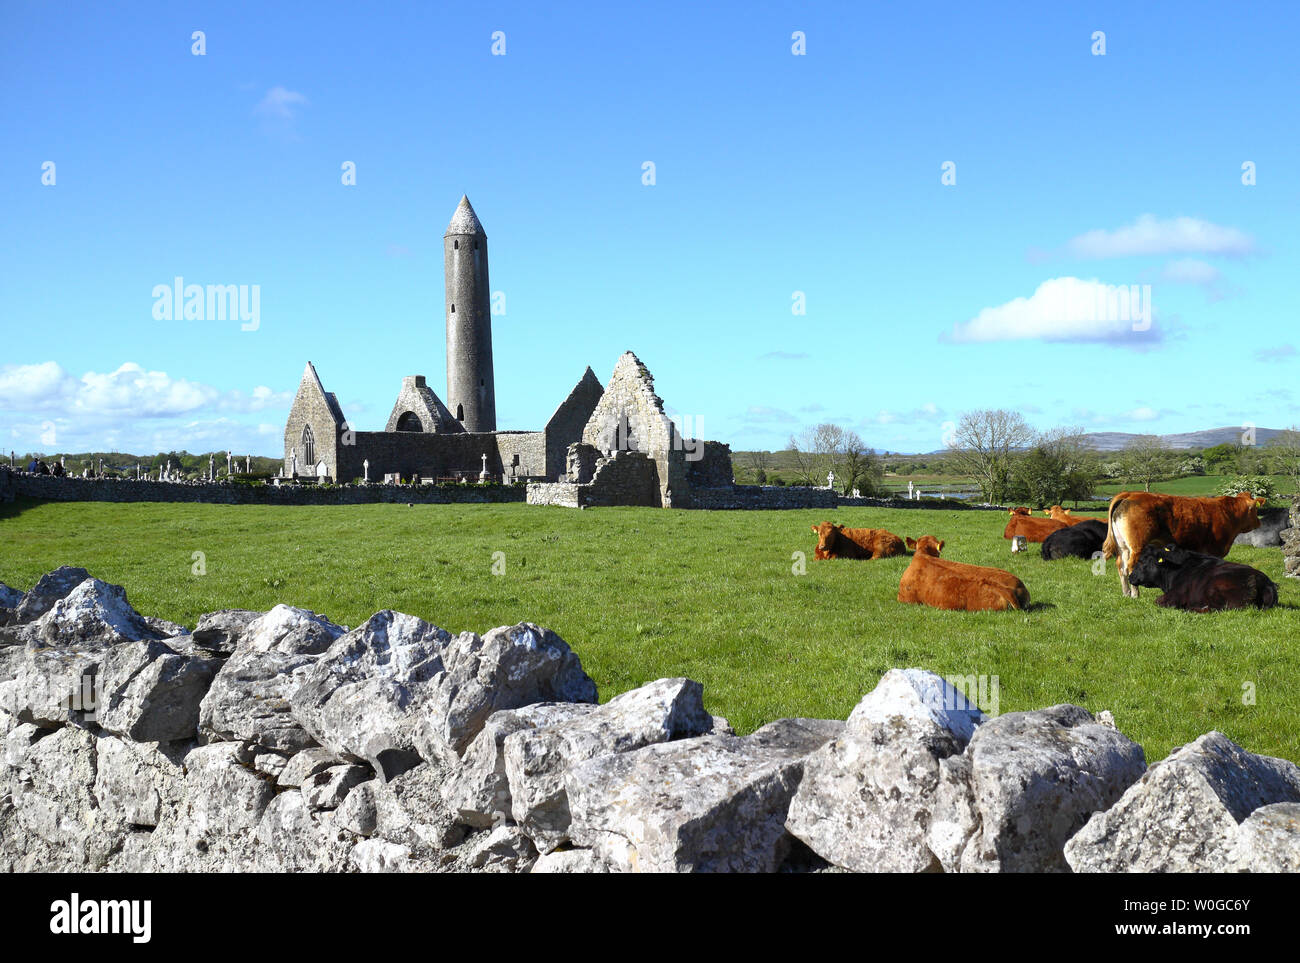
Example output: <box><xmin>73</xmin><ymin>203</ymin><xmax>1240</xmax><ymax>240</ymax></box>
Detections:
<box><xmin>811</xmin><ymin>522</ymin><xmax>906</xmax><ymax>560</ymax></box>
<box><xmin>1040</xmin><ymin>519</ymin><xmax>1108</xmax><ymax>560</ymax></box>
<box><xmin>1044</xmin><ymin>505</ymin><xmax>1100</xmax><ymax>526</ymax></box>
<box><xmin>1003</xmin><ymin>514</ymin><xmax>1068</xmax><ymax>543</ymax></box>
<box><xmin>1009</xmin><ymin>507</ymin><xmax>1031</xmax><ymax>516</ymax></box>
<box><xmin>1128</xmin><ymin>543</ymin><xmax>1278</xmax><ymax>612</ymax></box>
<box><xmin>897</xmin><ymin>535</ymin><xmax>1030</xmax><ymax>612</ymax></box>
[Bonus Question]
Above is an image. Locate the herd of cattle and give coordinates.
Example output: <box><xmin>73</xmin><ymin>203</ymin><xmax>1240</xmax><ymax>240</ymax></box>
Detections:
<box><xmin>810</xmin><ymin>491</ymin><xmax>1281</xmax><ymax>613</ymax></box>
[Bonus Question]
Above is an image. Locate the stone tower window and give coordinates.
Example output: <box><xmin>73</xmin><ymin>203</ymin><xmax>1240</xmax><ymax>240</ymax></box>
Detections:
<box><xmin>454</xmin><ymin>240</ymin><xmax>459</xmax><ymax>250</ymax></box>
<box><xmin>302</xmin><ymin>425</ymin><xmax>315</xmax><ymax>467</ymax></box>
<box><xmin>451</xmin><ymin>304</ymin><xmax>455</xmax><ymax>313</ymax></box>
<box><xmin>456</xmin><ymin>403</ymin><xmax>464</xmax><ymax>422</ymax></box>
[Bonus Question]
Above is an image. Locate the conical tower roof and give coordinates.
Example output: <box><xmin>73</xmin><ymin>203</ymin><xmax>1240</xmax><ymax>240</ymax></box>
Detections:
<box><xmin>444</xmin><ymin>195</ymin><xmax>486</xmax><ymax>237</ymax></box>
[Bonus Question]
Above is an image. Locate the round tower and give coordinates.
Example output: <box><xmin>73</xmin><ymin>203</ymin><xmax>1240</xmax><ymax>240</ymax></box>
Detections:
<box><xmin>444</xmin><ymin>195</ymin><xmax>496</xmax><ymax>432</ymax></box>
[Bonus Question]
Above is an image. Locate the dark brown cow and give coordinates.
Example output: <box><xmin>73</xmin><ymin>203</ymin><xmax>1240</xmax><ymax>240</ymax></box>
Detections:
<box><xmin>1102</xmin><ymin>491</ymin><xmax>1266</xmax><ymax>598</ymax></box>
<box><xmin>1009</xmin><ymin>506</ymin><xmax>1032</xmax><ymax>516</ymax></box>
<box><xmin>811</xmin><ymin>522</ymin><xmax>907</xmax><ymax>560</ymax></box>
<box><xmin>1003</xmin><ymin>514</ymin><xmax>1068</xmax><ymax>543</ymax></box>
<box><xmin>897</xmin><ymin>536</ymin><xmax>1030</xmax><ymax>612</ymax></box>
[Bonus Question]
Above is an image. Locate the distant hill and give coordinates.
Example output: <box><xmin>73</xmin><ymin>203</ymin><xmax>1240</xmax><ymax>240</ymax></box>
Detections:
<box><xmin>1078</xmin><ymin>426</ymin><xmax>1288</xmax><ymax>452</ymax></box>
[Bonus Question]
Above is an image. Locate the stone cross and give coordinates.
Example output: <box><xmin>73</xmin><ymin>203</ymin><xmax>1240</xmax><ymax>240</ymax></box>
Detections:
<box><xmin>908</xmin><ymin>480</ymin><xmax>914</xmax><ymax>499</ymax></box>
<box><xmin>209</xmin><ymin>454</ymin><xmax>215</xmax><ymax>480</ymax></box>
<box><xmin>826</xmin><ymin>470</ymin><xmax>835</xmax><ymax>490</ymax></box>
<box><xmin>226</xmin><ymin>452</ymin><xmax>232</xmax><ymax>476</ymax></box>
<box><xmin>480</xmin><ymin>453</ymin><xmax>489</xmax><ymax>481</ymax></box>
<box><xmin>291</xmin><ymin>451</ymin><xmax>298</xmax><ymax>475</ymax></box>
<box><xmin>245</xmin><ymin>456</ymin><xmax>250</xmax><ymax>473</ymax></box>
<box><xmin>136</xmin><ymin>464</ymin><xmax>140</xmax><ymax>479</ymax></box>
<box><xmin>363</xmin><ymin>458</ymin><xmax>369</xmax><ymax>483</ymax></box>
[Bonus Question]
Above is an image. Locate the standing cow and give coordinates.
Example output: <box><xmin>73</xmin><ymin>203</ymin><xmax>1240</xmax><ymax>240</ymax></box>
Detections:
<box><xmin>1102</xmin><ymin>491</ymin><xmax>1266</xmax><ymax>598</ymax></box>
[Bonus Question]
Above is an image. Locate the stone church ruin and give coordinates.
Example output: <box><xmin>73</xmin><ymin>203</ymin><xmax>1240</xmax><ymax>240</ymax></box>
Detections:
<box><xmin>281</xmin><ymin>196</ymin><xmax>735</xmax><ymax>505</ymax></box>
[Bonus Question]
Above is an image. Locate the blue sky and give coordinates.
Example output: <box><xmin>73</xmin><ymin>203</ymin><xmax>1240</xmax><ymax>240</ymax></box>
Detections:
<box><xmin>1</xmin><ymin>0</ymin><xmax>1296</xmax><ymax>457</ymax></box>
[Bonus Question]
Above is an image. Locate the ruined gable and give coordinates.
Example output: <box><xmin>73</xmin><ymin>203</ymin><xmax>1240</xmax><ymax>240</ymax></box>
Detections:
<box><xmin>284</xmin><ymin>362</ymin><xmax>345</xmax><ymax>478</ymax></box>
<box><xmin>544</xmin><ymin>367</ymin><xmax>604</xmax><ymax>479</ymax></box>
<box><xmin>383</xmin><ymin>375</ymin><xmax>463</xmax><ymax>434</ymax></box>
<box><xmin>581</xmin><ymin>352</ymin><xmax>675</xmax><ymax>456</ymax></box>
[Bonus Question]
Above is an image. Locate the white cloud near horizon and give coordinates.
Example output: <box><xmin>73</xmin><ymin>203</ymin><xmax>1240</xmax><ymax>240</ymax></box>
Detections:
<box><xmin>944</xmin><ymin>277</ymin><xmax>1161</xmax><ymax>345</ymax></box>
<box><xmin>1065</xmin><ymin>214</ymin><xmax>1256</xmax><ymax>259</ymax></box>
<box><xmin>0</xmin><ymin>362</ymin><xmax>290</xmax><ymax>417</ymax></box>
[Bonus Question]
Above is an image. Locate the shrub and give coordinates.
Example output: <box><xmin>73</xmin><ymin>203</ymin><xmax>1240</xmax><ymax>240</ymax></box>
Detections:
<box><xmin>1220</xmin><ymin>475</ymin><xmax>1278</xmax><ymax>501</ymax></box>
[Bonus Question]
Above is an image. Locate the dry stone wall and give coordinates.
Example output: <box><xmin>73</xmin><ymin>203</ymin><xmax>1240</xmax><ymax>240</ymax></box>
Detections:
<box><xmin>2</xmin><ymin>566</ymin><xmax>1298</xmax><ymax>873</ymax></box>
<box><xmin>1</xmin><ymin>468</ymin><xmax>525</xmax><ymax>506</ymax></box>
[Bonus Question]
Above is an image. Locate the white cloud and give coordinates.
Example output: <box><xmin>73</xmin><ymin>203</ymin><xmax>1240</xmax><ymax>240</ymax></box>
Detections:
<box><xmin>255</xmin><ymin>86</ymin><xmax>308</xmax><ymax>121</ymax></box>
<box><xmin>1125</xmin><ymin>406</ymin><xmax>1160</xmax><ymax>422</ymax></box>
<box><xmin>944</xmin><ymin>277</ymin><xmax>1160</xmax><ymax>345</ymax></box>
<box><xmin>0</xmin><ymin>361</ymin><xmax>293</xmax><ymax>455</ymax></box>
<box><xmin>1065</xmin><ymin>214</ymin><xmax>1255</xmax><ymax>259</ymax></box>
<box><xmin>1159</xmin><ymin>258</ymin><xmax>1222</xmax><ymax>285</ymax></box>
<box><xmin>1254</xmin><ymin>344</ymin><xmax>1296</xmax><ymax>364</ymax></box>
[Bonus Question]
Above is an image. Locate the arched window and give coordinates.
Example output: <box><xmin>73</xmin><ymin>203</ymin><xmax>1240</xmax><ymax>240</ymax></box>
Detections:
<box><xmin>395</xmin><ymin>412</ymin><xmax>422</xmax><ymax>432</ymax></box>
<box><xmin>456</xmin><ymin>403</ymin><xmax>464</xmax><ymax>422</ymax></box>
<box><xmin>302</xmin><ymin>424</ymin><xmax>315</xmax><ymax>467</ymax></box>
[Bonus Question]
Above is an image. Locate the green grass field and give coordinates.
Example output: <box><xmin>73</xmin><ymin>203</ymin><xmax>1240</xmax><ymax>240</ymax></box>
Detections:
<box><xmin>2</xmin><ymin>496</ymin><xmax>1296</xmax><ymax>763</ymax></box>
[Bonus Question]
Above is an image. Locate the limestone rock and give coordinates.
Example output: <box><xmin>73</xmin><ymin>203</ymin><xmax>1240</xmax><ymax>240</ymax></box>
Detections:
<box><xmin>12</xmin><ymin>566</ymin><xmax>89</xmax><ymax>623</ymax></box>
<box><xmin>3</xmin><ymin>726</ymin><xmax>117</xmax><ymax>870</ymax></box>
<box><xmin>182</xmin><ymin>742</ymin><xmax>276</xmax><ymax>837</ymax></box>
<box><xmin>414</xmin><ymin>622</ymin><xmax>597</xmax><ymax>763</ymax></box>
<box><xmin>1065</xmin><ymin>731</ymin><xmax>1300</xmax><ymax>872</ymax></box>
<box><xmin>1224</xmin><ymin>802</ymin><xmax>1300</xmax><ymax>872</ymax></box>
<box><xmin>927</xmin><ymin>705</ymin><xmax>1146</xmax><ymax>873</ymax></box>
<box><xmin>254</xmin><ymin>791</ymin><xmax>355</xmax><ymax>872</ymax></box>
<box><xmin>531</xmin><ymin>848</ymin><xmax>608</xmax><ymax>873</ymax></box>
<box><xmin>190</xmin><ymin>609</ymin><xmax>265</xmax><ymax>656</ymax></box>
<box><xmin>350</xmin><ymin>838</ymin><xmax>411</xmax><ymax>873</ymax></box>
<box><xmin>337</xmin><ymin>780</ymin><xmax>379</xmax><ymax>836</ymax></box>
<box><xmin>197</xmin><ymin>604</ymin><xmax>345</xmax><ymax>751</ymax></box>
<box><xmin>302</xmin><ymin>763</ymin><xmax>370</xmax><ymax>811</ymax></box>
<box><xmin>97</xmin><ymin>639</ymin><xmax>221</xmax><ymax>742</ymax></box>
<box><xmin>93</xmin><ymin>736</ymin><xmax>188</xmax><ymax>828</ymax></box>
<box><xmin>277</xmin><ymin>747</ymin><xmax>345</xmax><ymax>788</ymax></box>
<box><xmin>786</xmin><ymin>669</ymin><xmax>986</xmax><ymax>873</ymax></box>
<box><xmin>441</xmin><ymin>702</ymin><xmax>596</xmax><ymax>829</ymax></box>
<box><xmin>371</xmin><ymin>762</ymin><xmax>465</xmax><ymax>854</ymax></box>
<box><xmin>27</xmin><ymin>577</ymin><xmax>163</xmax><ymax>648</ymax></box>
<box><xmin>290</xmin><ymin>610</ymin><xmax>451</xmax><ymax>780</ymax></box>
<box><xmin>466</xmin><ymin>823</ymin><xmax>538</xmax><ymax>872</ymax></box>
<box><xmin>0</xmin><ymin>644</ymin><xmax>102</xmax><ymax>728</ymax></box>
<box><xmin>504</xmin><ymin>678</ymin><xmax>715</xmax><ymax>852</ymax></box>
<box><xmin>0</xmin><ymin>583</ymin><xmax>21</xmax><ymax>610</ymax></box>
<box><xmin>566</xmin><ymin>722</ymin><xmax>837</xmax><ymax>873</ymax></box>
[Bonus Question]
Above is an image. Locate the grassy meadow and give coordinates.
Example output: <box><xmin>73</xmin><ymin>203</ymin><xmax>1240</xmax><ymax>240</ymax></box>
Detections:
<box><xmin>1</xmin><ymin>496</ymin><xmax>1296</xmax><ymax>763</ymax></box>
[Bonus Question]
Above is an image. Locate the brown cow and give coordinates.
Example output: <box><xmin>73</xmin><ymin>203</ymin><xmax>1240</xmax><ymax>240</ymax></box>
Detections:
<box><xmin>1003</xmin><ymin>514</ymin><xmax>1068</xmax><ymax>542</ymax></box>
<box><xmin>1009</xmin><ymin>506</ymin><xmax>1032</xmax><ymax>516</ymax></box>
<box><xmin>1102</xmin><ymin>491</ymin><xmax>1266</xmax><ymax>598</ymax></box>
<box><xmin>898</xmin><ymin>536</ymin><xmax>1030</xmax><ymax>611</ymax></box>
<box><xmin>1044</xmin><ymin>505</ymin><xmax>1102</xmax><ymax>526</ymax></box>
<box><xmin>811</xmin><ymin>521</ymin><xmax>907</xmax><ymax>560</ymax></box>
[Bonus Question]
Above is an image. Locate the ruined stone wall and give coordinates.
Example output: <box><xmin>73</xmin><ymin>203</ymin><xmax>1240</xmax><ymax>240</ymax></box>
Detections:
<box><xmin>334</xmin><ymin>431</ymin><xmax>546</xmax><ymax>484</ymax></box>
<box><xmin>688</xmin><ymin>485</ymin><xmax>837</xmax><ymax>510</ymax></box>
<box><xmin>544</xmin><ymin>368</ymin><xmax>604</xmax><ymax>480</ymax></box>
<box><xmin>525</xmin><ymin>482</ymin><xmax>582</xmax><ymax>508</ymax></box>
<box><xmin>686</xmin><ymin>441</ymin><xmax>734</xmax><ymax>490</ymax></box>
